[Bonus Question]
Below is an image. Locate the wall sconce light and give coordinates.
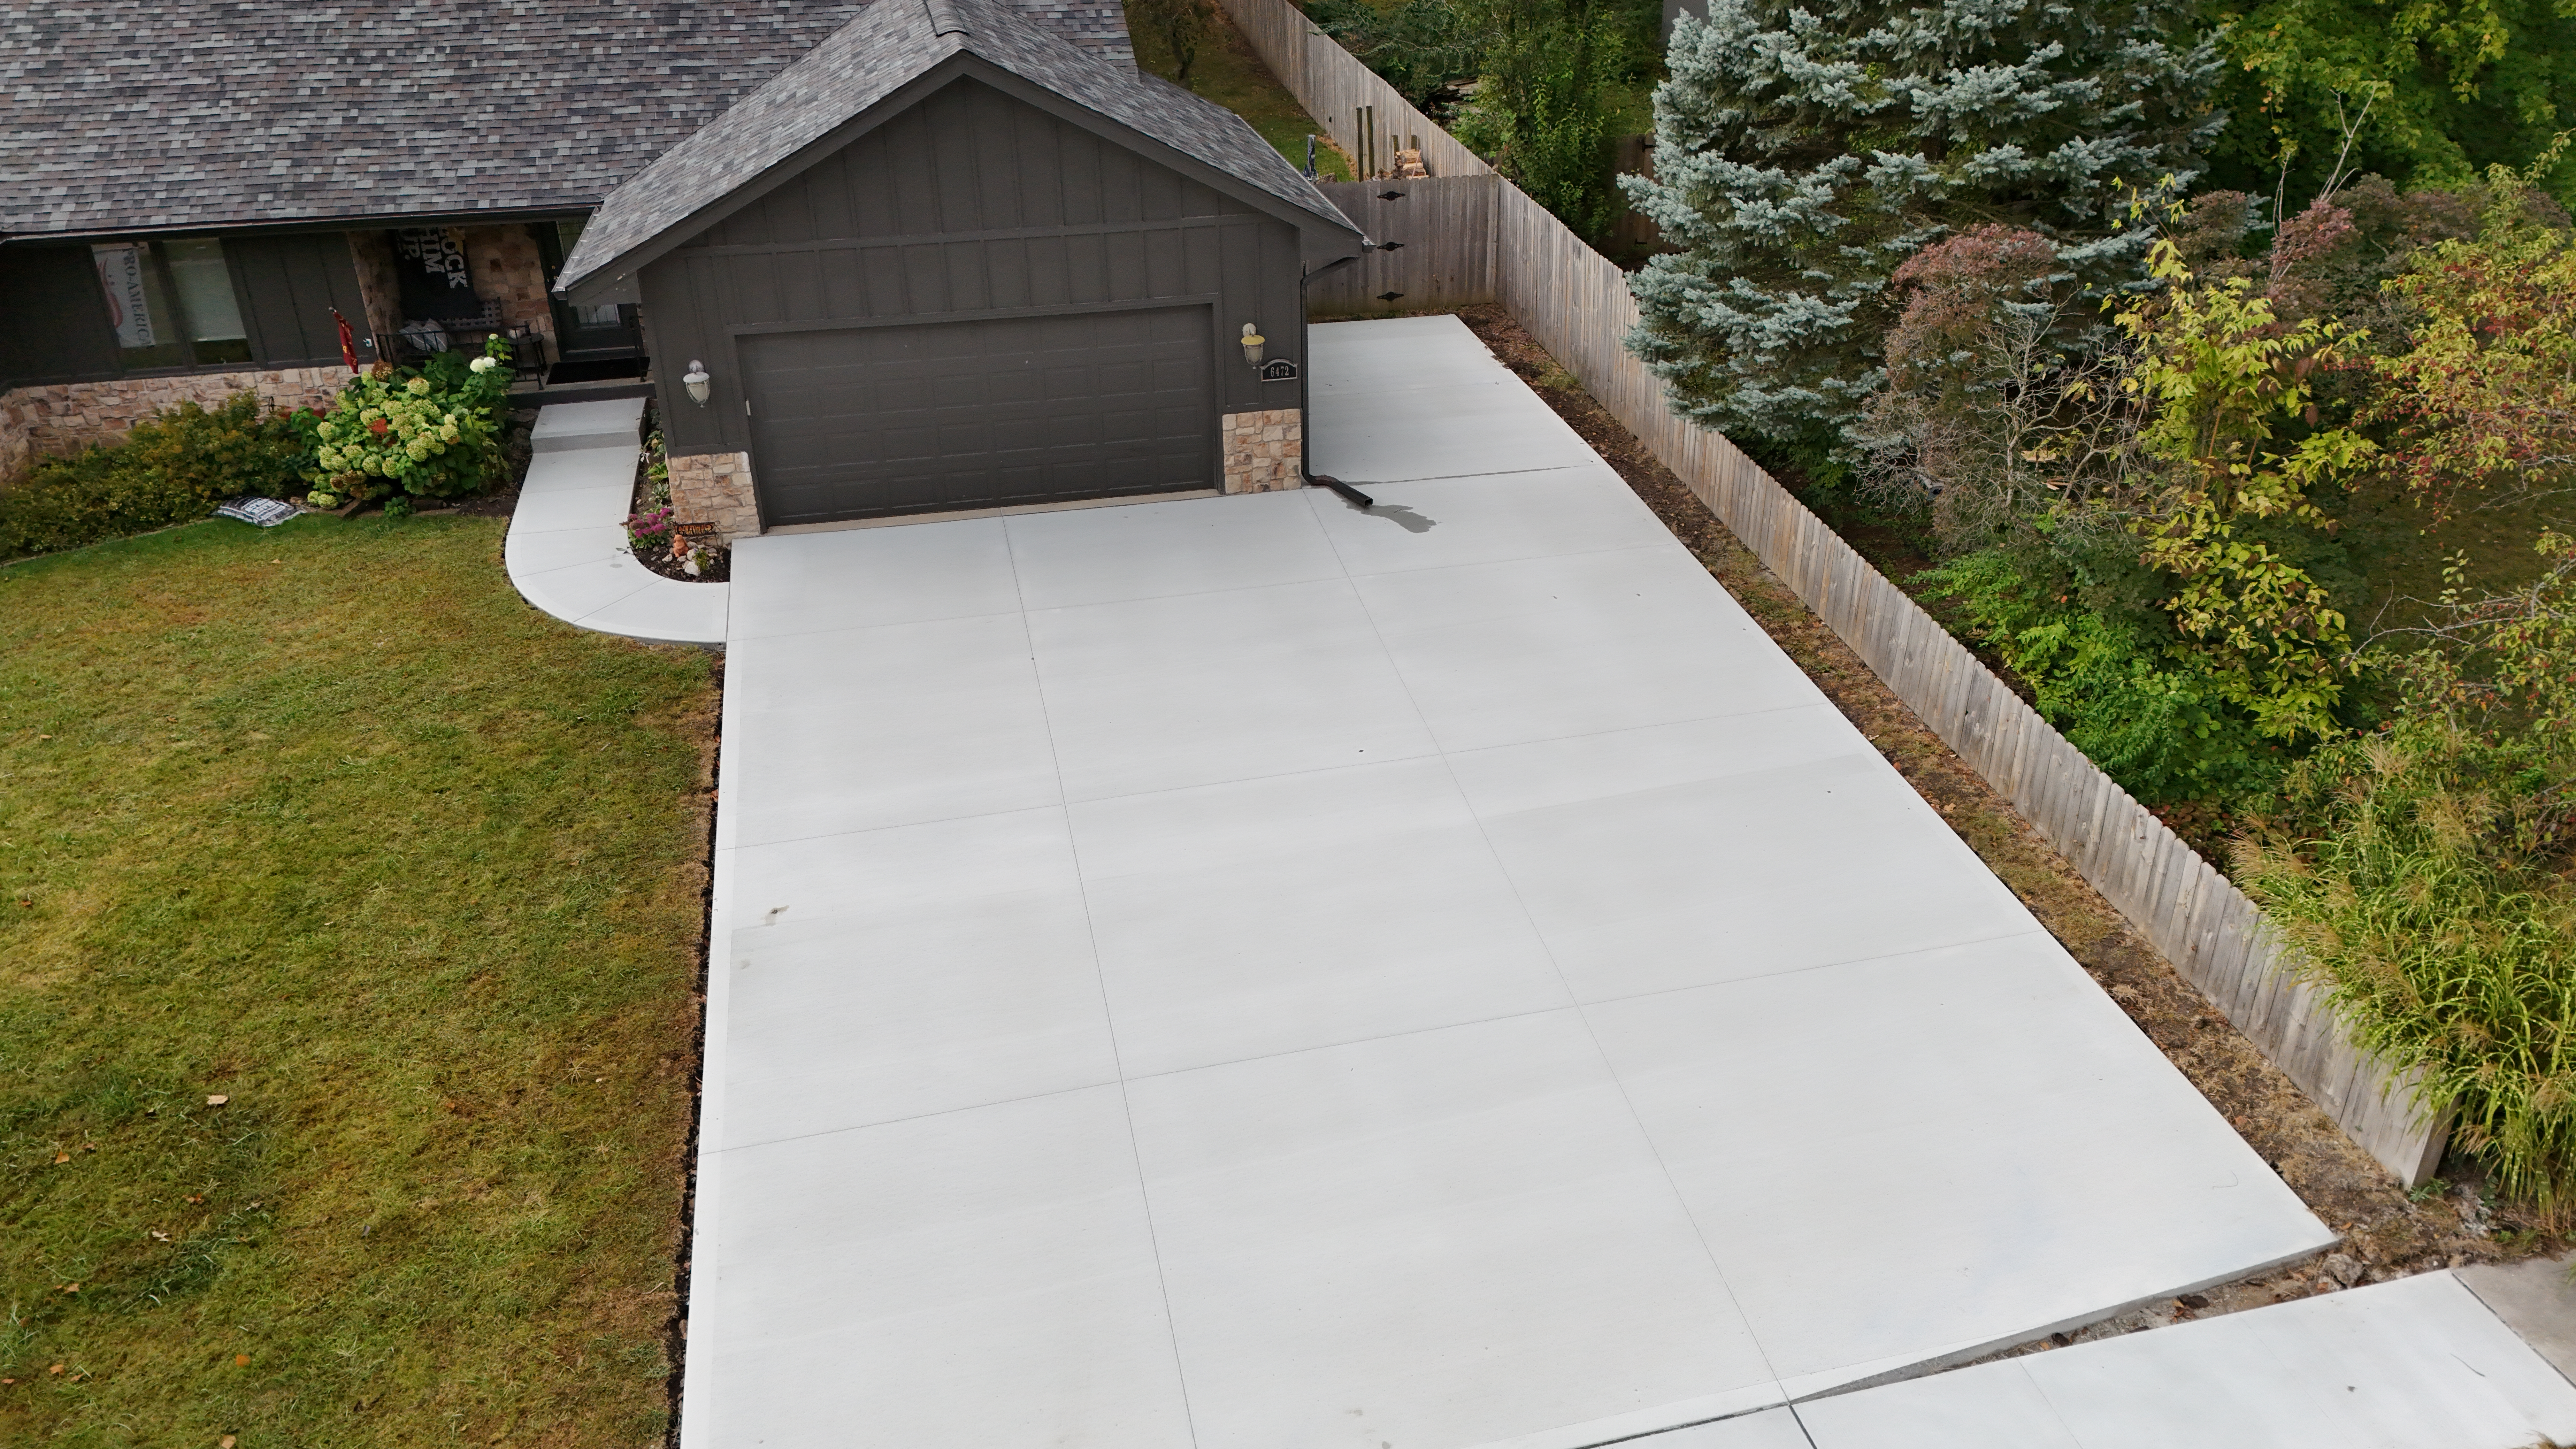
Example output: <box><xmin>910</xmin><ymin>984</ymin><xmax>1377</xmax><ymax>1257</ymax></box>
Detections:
<box><xmin>1239</xmin><ymin>324</ymin><xmax>1266</xmax><ymax>368</ymax></box>
<box><xmin>683</xmin><ymin>359</ymin><xmax>712</xmax><ymax>406</ymax></box>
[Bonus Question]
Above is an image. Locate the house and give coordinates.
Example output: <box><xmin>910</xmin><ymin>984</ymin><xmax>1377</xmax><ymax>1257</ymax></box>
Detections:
<box><xmin>0</xmin><ymin>0</ymin><xmax>878</xmax><ymax>480</ymax></box>
<box><xmin>558</xmin><ymin>0</ymin><xmax>1363</xmax><ymax>532</ymax></box>
<box><xmin>0</xmin><ymin>0</ymin><xmax>1363</xmax><ymax>532</ymax></box>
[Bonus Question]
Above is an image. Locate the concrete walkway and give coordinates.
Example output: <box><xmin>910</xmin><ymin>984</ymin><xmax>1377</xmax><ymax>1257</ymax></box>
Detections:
<box><xmin>1732</xmin><ymin>1270</ymin><xmax>2576</xmax><ymax>1448</ymax></box>
<box><xmin>503</xmin><ymin>397</ymin><xmax>727</xmax><ymax>645</ymax></box>
<box><xmin>679</xmin><ymin>316</ymin><xmax>2343</xmax><ymax>1449</ymax></box>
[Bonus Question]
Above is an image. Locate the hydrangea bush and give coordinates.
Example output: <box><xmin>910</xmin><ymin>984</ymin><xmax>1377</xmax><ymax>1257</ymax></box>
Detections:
<box><xmin>303</xmin><ymin>337</ymin><xmax>514</xmax><ymax>505</ymax></box>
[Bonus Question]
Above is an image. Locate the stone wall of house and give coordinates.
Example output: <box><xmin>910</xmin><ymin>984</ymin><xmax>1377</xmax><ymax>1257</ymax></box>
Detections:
<box><xmin>346</xmin><ymin>231</ymin><xmax>403</xmax><ymax>362</ymax></box>
<box><xmin>463</xmin><ymin>227</ymin><xmax>557</xmax><ymax>349</ymax></box>
<box><xmin>0</xmin><ymin>367</ymin><xmax>347</xmax><ymax>485</ymax></box>
<box><xmin>1220</xmin><ymin>408</ymin><xmax>1302</xmax><ymax>493</ymax></box>
<box><xmin>667</xmin><ymin>450</ymin><xmax>761</xmax><ymax>540</ymax></box>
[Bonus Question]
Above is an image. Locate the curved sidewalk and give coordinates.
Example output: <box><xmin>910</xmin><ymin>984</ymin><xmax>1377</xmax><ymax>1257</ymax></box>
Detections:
<box><xmin>504</xmin><ymin>397</ymin><xmax>728</xmax><ymax>646</ymax></box>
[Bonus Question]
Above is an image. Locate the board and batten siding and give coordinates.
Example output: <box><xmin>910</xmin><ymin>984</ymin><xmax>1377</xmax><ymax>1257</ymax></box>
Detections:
<box><xmin>642</xmin><ymin>76</ymin><xmax>1313</xmax><ymax>466</ymax></box>
<box><xmin>227</xmin><ymin>233</ymin><xmax>372</xmax><ymax>369</ymax></box>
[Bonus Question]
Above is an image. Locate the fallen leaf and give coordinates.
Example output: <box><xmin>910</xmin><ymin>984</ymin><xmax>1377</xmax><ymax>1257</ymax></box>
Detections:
<box><xmin>47</xmin><ymin>1364</ymin><xmax>63</xmax><ymax>1376</ymax></box>
<box><xmin>206</xmin><ymin>1095</ymin><xmax>229</xmax><ymax>1107</ymax></box>
<box><xmin>186</xmin><ymin>1194</ymin><xmax>204</xmax><ymax>1204</ymax></box>
<box><xmin>150</xmin><ymin>1230</ymin><xmax>171</xmax><ymax>1242</ymax></box>
<box><xmin>52</xmin><ymin>1152</ymin><xmax>70</xmax><ymax>1164</ymax></box>
<box><xmin>221</xmin><ymin>1437</ymin><xmax>237</xmax><ymax>1448</ymax></box>
<box><xmin>57</xmin><ymin>1283</ymin><xmax>77</xmax><ymax>1294</ymax></box>
<box><xmin>234</xmin><ymin>1354</ymin><xmax>251</xmax><ymax>1368</ymax></box>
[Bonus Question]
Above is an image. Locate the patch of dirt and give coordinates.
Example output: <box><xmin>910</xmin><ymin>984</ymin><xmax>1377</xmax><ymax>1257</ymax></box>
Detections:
<box><xmin>1448</xmin><ymin>302</ymin><xmax>2553</xmax><ymax>1336</ymax></box>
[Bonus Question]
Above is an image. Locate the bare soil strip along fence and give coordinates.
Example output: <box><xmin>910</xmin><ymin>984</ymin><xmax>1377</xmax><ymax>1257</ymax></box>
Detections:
<box><xmin>1217</xmin><ymin>0</ymin><xmax>2450</xmax><ymax>1185</ymax></box>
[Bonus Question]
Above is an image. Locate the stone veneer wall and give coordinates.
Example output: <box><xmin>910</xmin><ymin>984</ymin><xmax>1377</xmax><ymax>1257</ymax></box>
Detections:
<box><xmin>346</xmin><ymin>231</ymin><xmax>403</xmax><ymax>362</ymax></box>
<box><xmin>667</xmin><ymin>450</ymin><xmax>761</xmax><ymax>540</ymax></box>
<box><xmin>463</xmin><ymin>227</ymin><xmax>557</xmax><ymax>348</ymax></box>
<box><xmin>0</xmin><ymin>367</ymin><xmax>348</xmax><ymax>485</ymax></box>
<box><xmin>1220</xmin><ymin>408</ymin><xmax>1302</xmax><ymax>493</ymax></box>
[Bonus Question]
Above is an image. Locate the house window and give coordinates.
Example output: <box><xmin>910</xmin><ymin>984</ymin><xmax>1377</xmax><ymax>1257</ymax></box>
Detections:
<box><xmin>166</xmin><ymin>239</ymin><xmax>251</xmax><ymax>364</ymax></box>
<box><xmin>90</xmin><ymin>239</ymin><xmax>253</xmax><ymax>371</ymax></box>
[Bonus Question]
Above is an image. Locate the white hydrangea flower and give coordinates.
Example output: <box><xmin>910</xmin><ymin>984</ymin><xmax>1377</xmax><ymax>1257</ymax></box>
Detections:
<box><xmin>469</xmin><ymin>356</ymin><xmax>498</xmax><ymax>374</ymax></box>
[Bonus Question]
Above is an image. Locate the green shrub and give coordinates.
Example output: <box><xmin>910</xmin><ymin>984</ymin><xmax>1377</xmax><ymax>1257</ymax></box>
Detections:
<box><xmin>0</xmin><ymin>393</ymin><xmax>307</xmax><ymax>561</ymax></box>
<box><xmin>305</xmin><ymin>338</ymin><xmax>513</xmax><ymax>503</ymax></box>
<box><xmin>1921</xmin><ymin>548</ymin><xmax>2286</xmax><ymax>803</ymax></box>
<box><xmin>2239</xmin><ymin>720</ymin><xmax>2576</xmax><ymax>1216</ymax></box>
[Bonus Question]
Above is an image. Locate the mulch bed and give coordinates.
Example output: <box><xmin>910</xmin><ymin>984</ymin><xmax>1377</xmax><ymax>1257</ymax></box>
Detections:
<box><xmin>1448</xmin><ymin>302</ymin><xmax>2552</xmax><ymax>1341</ymax></box>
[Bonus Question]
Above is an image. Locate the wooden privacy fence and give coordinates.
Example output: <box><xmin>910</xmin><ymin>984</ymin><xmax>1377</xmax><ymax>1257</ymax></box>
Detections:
<box><xmin>1219</xmin><ymin>0</ymin><xmax>1489</xmax><ymax>181</ymax></box>
<box><xmin>1218</xmin><ymin>0</ymin><xmax>2452</xmax><ymax>1184</ymax></box>
<box><xmin>1309</xmin><ymin>179</ymin><xmax>1497</xmax><ymax>315</ymax></box>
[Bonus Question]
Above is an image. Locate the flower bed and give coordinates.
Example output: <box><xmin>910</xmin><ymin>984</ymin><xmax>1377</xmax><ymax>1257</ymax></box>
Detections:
<box><xmin>299</xmin><ymin>337</ymin><xmax>515</xmax><ymax>511</ymax></box>
<box><xmin>622</xmin><ymin>410</ymin><xmax>729</xmax><ymax>582</ymax></box>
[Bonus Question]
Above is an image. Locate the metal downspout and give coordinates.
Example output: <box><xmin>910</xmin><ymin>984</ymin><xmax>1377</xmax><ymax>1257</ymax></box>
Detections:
<box><xmin>1297</xmin><ymin>251</ymin><xmax>1376</xmax><ymax>510</ymax></box>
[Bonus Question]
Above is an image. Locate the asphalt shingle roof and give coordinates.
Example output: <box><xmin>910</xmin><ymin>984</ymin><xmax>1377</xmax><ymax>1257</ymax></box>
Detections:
<box><xmin>0</xmin><ymin>0</ymin><xmax>1136</xmax><ymax>240</ymax></box>
<box><xmin>557</xmin><ymin>0</ymin><xmax>1357</xmax><ymax>292</ymax></box>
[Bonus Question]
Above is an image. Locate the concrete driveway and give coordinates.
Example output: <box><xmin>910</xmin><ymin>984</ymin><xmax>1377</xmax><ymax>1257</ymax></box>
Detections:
<box><xmin>684</xmin><ymin>317</ymin><xmax>2332</xmax><ymax>1449</ymax></box>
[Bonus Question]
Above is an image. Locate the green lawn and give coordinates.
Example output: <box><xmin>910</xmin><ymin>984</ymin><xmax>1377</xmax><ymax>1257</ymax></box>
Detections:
<box><xmin>1134</xmin><ymin>9</ymin><xmax>1354</xmax><ymax>181</ymax></box>
<box><xmin>0</xmin><ymin>516</ymin><xmax>714</xmax><ymax>1446</ymax></box>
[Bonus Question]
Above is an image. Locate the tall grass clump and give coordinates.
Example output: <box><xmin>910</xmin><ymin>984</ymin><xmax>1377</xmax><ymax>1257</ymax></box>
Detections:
<box><xmin>2238</xmin><ymin>720</ymin><xmax>2576</xmax><ymax>1216</ymax></box>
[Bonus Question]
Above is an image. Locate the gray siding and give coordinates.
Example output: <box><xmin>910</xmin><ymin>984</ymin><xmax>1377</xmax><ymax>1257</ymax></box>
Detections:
<box><xmin>0</xmin><ymin>245</ymin><xmax>121</xmax><ymax>388</ymax></box>
<box><xmin>641</xmin><ymin>75</ymin><xmax>1312</xmax><ymax>462</ymax></box>
<box><xmin>229</xmin><ymin>233</ymin><xmax>371</xmax><ymax>367</ymax></box>
<box><xmin>0</xmin><ymin>231</ymin><xmax>365</xmax><ymax>386</ymax></box>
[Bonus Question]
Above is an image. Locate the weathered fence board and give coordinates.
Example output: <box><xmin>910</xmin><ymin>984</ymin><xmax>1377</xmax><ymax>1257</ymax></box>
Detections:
<box><xmin>1311</xmin><ymin>179</ymin><xmax>1496</xmax><ymax>315</ymax></box>
<box><xmin>1221</xmin><ymin>0</ymin><xmax>2452</xmax><ymax>1185</ymax></box>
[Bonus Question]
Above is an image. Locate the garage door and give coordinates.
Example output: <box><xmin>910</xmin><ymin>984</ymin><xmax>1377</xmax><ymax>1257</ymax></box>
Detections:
<box><xmin>742</xmin><ymin>307</ymin><xmax>1214</xmax><ymax>525</ymax></box>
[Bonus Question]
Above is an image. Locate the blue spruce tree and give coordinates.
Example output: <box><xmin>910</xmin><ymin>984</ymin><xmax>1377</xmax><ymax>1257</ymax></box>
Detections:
<box><xmin>1624</xmin><ymin>0</ymin><xmax>2222</xmax><ymax>460</ymax></box>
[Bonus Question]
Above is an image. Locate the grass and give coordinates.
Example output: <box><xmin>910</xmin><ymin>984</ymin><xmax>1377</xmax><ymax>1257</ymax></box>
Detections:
<box><xmin>0</xmin><ymin>515</ymin><xmax>715</xmax><ymax>1445</ymax></box>
<box><xmin>1133</xmin><ymin>9</ymin><xmax>1354</xmax><ymax>181</ymax></box>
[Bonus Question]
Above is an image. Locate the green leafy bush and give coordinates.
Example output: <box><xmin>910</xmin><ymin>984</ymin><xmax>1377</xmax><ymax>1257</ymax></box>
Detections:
<box><xmin>0</xmin><ymin>393</ymin><xmax>307</xmax><ymax>562</ymax></box>
<box><xmin>1922</xmin><ymin>548</ymin><xmax>2287</xmax><ymax>802</ymax></box>
<box><xmin>305</xmin><ymin>339</ymin><xmax>513</xmax><ymax>504</ymax></box>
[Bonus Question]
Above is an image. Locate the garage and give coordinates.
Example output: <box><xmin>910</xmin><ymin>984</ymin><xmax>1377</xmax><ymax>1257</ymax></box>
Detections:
<box><xmin>743</xmin><ymin>306</ymin><xmax>1214</xmax><ymax>525</ymax></box>
<box><xmin>554</xmin><ymin>0</ymin><xmax>1363</xmax><ymax>536</ymax></box>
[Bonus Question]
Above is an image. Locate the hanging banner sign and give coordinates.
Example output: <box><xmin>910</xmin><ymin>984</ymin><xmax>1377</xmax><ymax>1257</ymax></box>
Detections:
<box><xmin>395</xmin><ymin>227</ymin><xmax>473</xmax><ymax>289</ymax></box>
<box><xmin>91</xmin><ymin>243</ymin><xmax>156</xmax><ymax>348</ymax></box>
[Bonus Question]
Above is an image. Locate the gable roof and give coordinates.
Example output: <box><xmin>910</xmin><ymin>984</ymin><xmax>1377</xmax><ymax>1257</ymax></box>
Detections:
<box><xmin>556</xmin><ymin>0</ymin><xmax>1359</xmax><ymax>295</ymax></box>
<box><xmin>0</xmin><ymin>0</ymin><xmax>1135</xmax><ymax>241</ymax></box>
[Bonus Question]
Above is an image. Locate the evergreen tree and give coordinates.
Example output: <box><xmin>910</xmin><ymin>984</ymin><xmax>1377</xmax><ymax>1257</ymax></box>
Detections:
<box><xmin>1624</xmin><ymin>0</ymin><xmax>2222</xmax><ymax>455</ymax></box>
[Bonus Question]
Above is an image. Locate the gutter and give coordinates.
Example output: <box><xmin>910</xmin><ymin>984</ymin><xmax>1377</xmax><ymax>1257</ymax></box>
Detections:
<box><xmin>1297</xmin><ymin>250</ymin><xmax>1376</xmax><ymax>510</ymax></box>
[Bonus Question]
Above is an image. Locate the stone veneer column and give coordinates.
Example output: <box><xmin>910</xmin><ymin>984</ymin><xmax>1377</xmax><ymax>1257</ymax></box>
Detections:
<box><xmin>666</xmin><ymin>451</ymin><xmax>761</xmax><ymax>540</ymax></box>
<box><xmin>0</xmin><ymin>368</ymin><xmax>350</xmax><ymax>485</ymax></box>
<box><xmin>463</xmin><ymin>227</ymin><xmax>558</xmax><ymax>347</ymax></box>
<box><xmin>1220</xmin><ymin>408</ymin><xmax>1303</xmax><ymax>494</ymax></box>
